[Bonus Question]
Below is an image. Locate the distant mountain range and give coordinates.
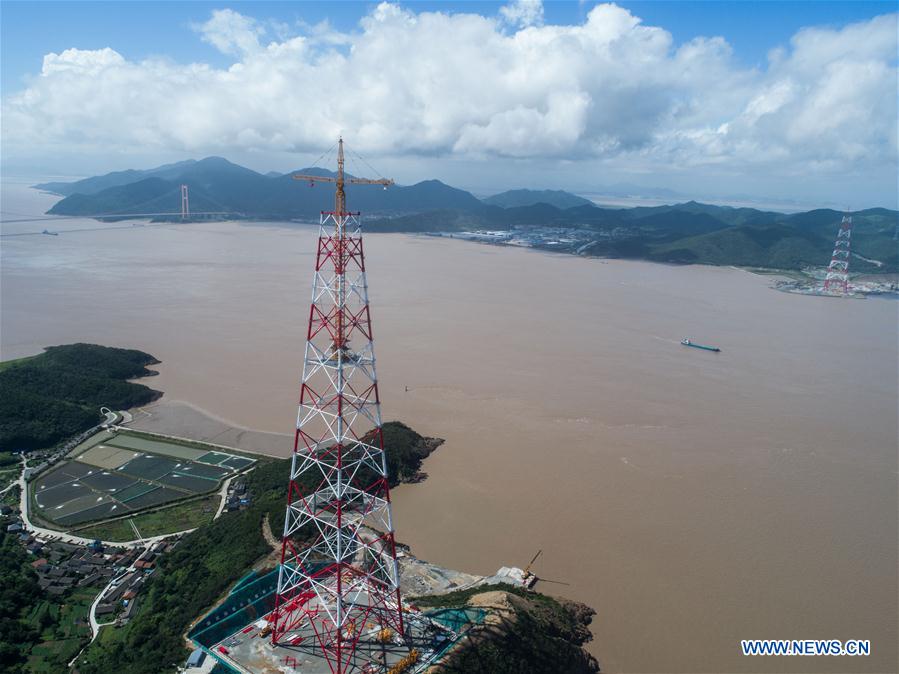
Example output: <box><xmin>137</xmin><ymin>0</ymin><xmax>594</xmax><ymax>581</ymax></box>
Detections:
<box><xmin>483</xmin><ymin>189</ymin><xmax>594</xmax><ymax>209</ymax></box>
<box><xmin>37</xmin><ymin>156</ymin><xmax>482</xmax><ymax>219</ymax></box>
<box><xmin>368</xmin><ymin>203</ymin><xmax>898</xmax><ymax>272</ymax></box>
<box><xmin>35</xmin><ymin>157</ymin><xmax>898</xmax><ymax>272</ymax></box>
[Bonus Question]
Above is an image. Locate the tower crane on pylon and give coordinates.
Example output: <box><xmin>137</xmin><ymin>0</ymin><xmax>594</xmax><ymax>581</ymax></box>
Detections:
<box><xmin>292</xmin><ymin>138</ymin><xmax>395</xmax><ymax>363</ymax></box>
<box><xmin>292</xmin><ymin>137</ymin><xmax>394</xmax><ymax>223</ymax></box>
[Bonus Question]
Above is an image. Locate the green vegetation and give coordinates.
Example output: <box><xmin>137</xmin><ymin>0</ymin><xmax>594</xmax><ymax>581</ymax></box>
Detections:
<box><xmin>578</xmin><ymin>208</ymin><xmax>898</xmax><ymax>272</ymax></box>
<box><xmin>0</xmin><ymin>344</ymin><xmax>161</xmax><ymax>453</ymax></box>
<box><xmin>77</xmin><ymin>421</ymin><xmax>431</xmax><ymax>673</ymax></box>
<box><xmin>380</xmin><ymin>203</ymin><xmax>898</xmax><ymax>273</ymax></box>
<box><xmin>0</xmin><ymin>453</ymin><xmax>20</xmax><ymax>468</ymax></box>
<box><xmin>0</xmin><ymin>528</ymin><xmax>43</xmax><ymax>672</ymax></box>
<box><xmin>3</xmin><ymin>484</ymin><xmax>20</xmax><ymax>507</ymax></box>
<box><xmin>0</xmin><ymin>525</ymin><xmax>102</xmax><ymax>673</ymax></box>
<box><xmin>416</xmin><ymin>583</ymin><xmax>598</xmax><ymax>674</ymax></box>
<box><xmin>39</xmin><ymin>157</ymin><xmax>898</xmax><ymax>272</ymax></box>
<box><xmin>645</xmin><ymin>224</ymin><xmax>831</xmax><ymax>268</ymax></box>
<box><xmin>0</xmin><ymin>469</ymin><xmax>20</xmax><ymax>491</ymax></box>
<box><xmin>25</xmin><ymin>585</ymin><xmax>103</xmax><ymax>674</ymax></box>
<box><xmin>0</xmin><ymin>453</ymin><xmax>21</xmax><ymax>490</ymax></box>
<box><xmin>413</xmin><ymin>582</ymin><xmax>545</xmax><ymax>609</ymax></box>
<box><xmin>0</xmin><ymin>355</ymin><xmax>36</xmax><ymax>372</ymax></box>
<box><xmin>75</xmin><ymin>495</ymin><xmax>220</xmax><ymax>542</ymax></box>
<box><xmin>381</xmin><ymin>421</ymin><xmax>441</xmax><ymax>484</ymax></box>
<box><xmin>43</xmin><ymin>157</ymin><xmax>482</xmax><ymax>219</ymax></box>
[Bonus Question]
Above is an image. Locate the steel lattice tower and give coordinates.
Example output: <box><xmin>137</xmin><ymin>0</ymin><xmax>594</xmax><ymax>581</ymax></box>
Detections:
<box><xmin>180</xmin><ymin>184</ymin><xmax>190</xmax><ymax>219</ymax></box>
<box><xmin>271</xmin><ymin>139</ymin><xmax>404</xmax><ymax>673</ymax></box>
<box><xmin>823</xmin><ymin>214</ymin><xmax>852</xmax><ymax>294</ymax></box>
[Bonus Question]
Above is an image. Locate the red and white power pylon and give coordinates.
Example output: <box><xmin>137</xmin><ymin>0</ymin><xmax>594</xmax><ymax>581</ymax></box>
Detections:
<box><xmin>271</xmin><ymin>139</ymin><xmax>403</xmax><ymax>673</ymax></box>
<box><xmin>823</xmin><ymin>213</ymin><xmax>852</xmax><ymax>294</ymax></box>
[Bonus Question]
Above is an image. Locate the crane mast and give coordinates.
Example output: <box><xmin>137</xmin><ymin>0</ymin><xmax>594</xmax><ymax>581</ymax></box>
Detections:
<box><xmin>292</xmin><ymin>137</ymin><xmax>394</xmax><ymax>230</ymax></box>
<box><xmin>291</xmin><ymin>138</ymin><xmax>394</xmax><ymax>356</ymax></box>
<box><xmin>335</xmin><ymin>137</ymin><xmax>346</xmax><ymax>216</ymax></box>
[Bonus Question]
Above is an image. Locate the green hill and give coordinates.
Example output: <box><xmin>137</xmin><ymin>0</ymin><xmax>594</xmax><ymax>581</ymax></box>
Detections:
<box><xmin>37</xmin><ymin>159</ymin><xmax>897</xmax><ymax>271</ymax></box>
<box><xmin>644</xmin><ymin>219</ymin><xmax>895</xmax><ymax>272</ymax></box>
<box><xmin>45</xmin><ymin>158</ymin><xmax>483</xmax><ymax>219</ymax></box>
<box><xmin>484</xmin><ymin>189</ymin><xmax>594</xmax><ymax>209</ymax></box>
<box><xmin>0</xmin><ymin>344</ymin><xmax>161</xmax><ymax>453</ymax></box>
<box><xmin>646</xmin><ymin>224</ymin><xmax>829</xmax><ymax>266</ymax></box>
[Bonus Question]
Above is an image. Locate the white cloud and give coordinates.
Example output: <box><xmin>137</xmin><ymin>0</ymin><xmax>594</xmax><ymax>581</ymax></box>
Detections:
<box><xmin>194</xmin><ymin>8</ymin><xmax>265</xmax><ymax>56</ymax></box>
<box><xmin>2</xmin><ymin>2</ymin><xmax>896</xmax><ymax>196</ymax></box>
<box><xmin>41</xmin><ymin>47</ymin><xmax>125</xmax><ymax>75</ymax></box>
<box><xmin>500</xmin><ymin>0</ymin><xmax>544</xmax><ymax>28</ymax></box>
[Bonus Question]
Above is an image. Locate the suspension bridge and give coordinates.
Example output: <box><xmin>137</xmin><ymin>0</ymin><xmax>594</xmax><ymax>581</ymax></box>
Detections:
<box><xmin>0</xmin><ymin>184</ymin><xmax>239</xmax><ymax>236</ymax></box>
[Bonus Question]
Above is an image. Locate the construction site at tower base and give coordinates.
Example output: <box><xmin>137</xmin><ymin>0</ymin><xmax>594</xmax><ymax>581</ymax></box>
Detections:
<box><xmin>188</xmin><ymin>551</ymin><xmax>519</xmax><ymax>673</ymax></box>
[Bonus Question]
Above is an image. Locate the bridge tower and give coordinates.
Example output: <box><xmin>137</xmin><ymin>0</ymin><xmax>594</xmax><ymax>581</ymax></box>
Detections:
<box><xmin>180</xmin><ymin>184</ymin><xmax>190</xmax><ymax>220</ymax></box>
<box><xmin>823</xmin><ymin>213</ymin><xmax>852</xmax><ymax>294</ymax></box>
<box><xmin>270</xmin><ymin>139</ymin><xmax>406</xmax><ymax>673</ymax></box>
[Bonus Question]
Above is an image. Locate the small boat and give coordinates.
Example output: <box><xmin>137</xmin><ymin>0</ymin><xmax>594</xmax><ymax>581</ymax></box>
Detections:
<box><xmin>681</xmin><ymin>338</ymin><xmax>720</xmax><ymax>352</ymax></box>
<box><xmin>41</xmin><ymin>229</ymin><xmax>59</xmax><ymax>236</ymax></box>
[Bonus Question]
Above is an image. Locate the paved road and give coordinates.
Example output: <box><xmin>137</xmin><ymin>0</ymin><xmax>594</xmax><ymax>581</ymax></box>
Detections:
<box><xmin>87</xmin><ymin>572</ymin><xmax>126</xmax><ymax>639</ymax></box>
<box><xmin>213</xmin><ymin>475</ymin><xmax>235</xmax><ymax>520</ymax></box>
<box><xmin>72</xmin><ymin>548</ymin><xmax>151</xmax><ymax>667</ymax></box>
<box><xmin>70</xmin><ymin>552</ymin><xmax>144</xmax><ymax>666</ymax></box>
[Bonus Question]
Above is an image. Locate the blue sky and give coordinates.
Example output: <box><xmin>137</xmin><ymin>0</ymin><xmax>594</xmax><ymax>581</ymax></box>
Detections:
<box><xmin>1</xmin><ymin>1</ymin><xmax>896</xmax><ymax>207</ymax></box>
<box><xmin>3</xmin><ymin>1</ymin><xmax>892</xmax><ymax>92</ymax></box>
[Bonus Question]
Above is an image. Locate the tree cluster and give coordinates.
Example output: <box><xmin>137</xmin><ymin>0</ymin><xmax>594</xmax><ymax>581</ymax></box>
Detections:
<box><xmin>0</xmin><ymin>344</ymin><xmax>161</xmax><ymax>452</ymax></box>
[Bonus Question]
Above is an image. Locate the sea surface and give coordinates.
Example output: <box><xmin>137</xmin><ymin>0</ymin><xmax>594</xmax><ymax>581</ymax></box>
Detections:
<box><xmin>2</xmin><ymin>180</ymin><xmax>897</xmax><ymax>672</ymax></box>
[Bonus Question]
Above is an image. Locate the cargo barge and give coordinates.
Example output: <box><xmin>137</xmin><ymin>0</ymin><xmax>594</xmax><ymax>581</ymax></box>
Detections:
<box><xmin>681</xmin><ymin>338</ymin><xmax>720</xmax><ymax>352</ymax></box>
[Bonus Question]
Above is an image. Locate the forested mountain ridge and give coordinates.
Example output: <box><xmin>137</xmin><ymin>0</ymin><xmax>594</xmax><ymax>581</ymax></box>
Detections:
<box><xmin>369</xmin><ymin>203</ymin><xmax>898</xmax><ymax>272</ymax></box>
<box><xmin>37</xmin><ymin>159</ymin><xmax>898</xmax><ymax>271</ymax></box>
<box><xmin>41</xmin><ymin>157</ymin><xmax>482</xmax><ymax>218</ymax></box>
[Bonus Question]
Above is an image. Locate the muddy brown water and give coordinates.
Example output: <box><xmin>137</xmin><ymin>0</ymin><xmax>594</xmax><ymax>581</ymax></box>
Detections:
<box><xmin>2</xmin><ymin>182</ymin><xmax>897</xmax><ymax>672</ymax></box>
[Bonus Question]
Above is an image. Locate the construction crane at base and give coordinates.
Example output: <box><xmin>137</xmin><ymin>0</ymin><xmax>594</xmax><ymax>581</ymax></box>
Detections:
<box><xmin>292</xmin><ymin>137</ymin><xmax>394</xmax><ymax>222</ymax></box>
<box><xmin>523</xmin><ymin>549</ymin><xmax>542</xmax><ymax>589</ymax></box>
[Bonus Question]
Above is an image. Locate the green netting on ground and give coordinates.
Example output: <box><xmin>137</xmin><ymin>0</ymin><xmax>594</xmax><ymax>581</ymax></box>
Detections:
<box><xmin>426</xmin><ymin>607</ymin><xmax>487</xmax><ymax>632</ymax></box>
<box><xmin>231</xmin><ymin>570</ymin><xmax>259</xmax><ymax>593</ymax></box>
<box><xmin>190</xmin><ymin>569</ymin><xmax>279</xmax><ymax>648</ymax></box>
<box><xmin>222</xmin><ymin>456</ymin><xmax>255</xmax><ymax>470</ymax></box>
<box><xmin>197</xmin><ymin>451</ymin><xmax>230</xmax><ymax>465</ymax></box>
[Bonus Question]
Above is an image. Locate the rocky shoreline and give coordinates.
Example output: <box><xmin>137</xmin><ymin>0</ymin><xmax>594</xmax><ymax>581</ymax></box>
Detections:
<box><xmin>418</xmin><ymin>585</ymin><xmax>600</xmax><ymax>673</ymax></box>
<box><xmin>399</xmin><ymin>435</ymin><xmax>445</xmax><ymax>484</ymax></box>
